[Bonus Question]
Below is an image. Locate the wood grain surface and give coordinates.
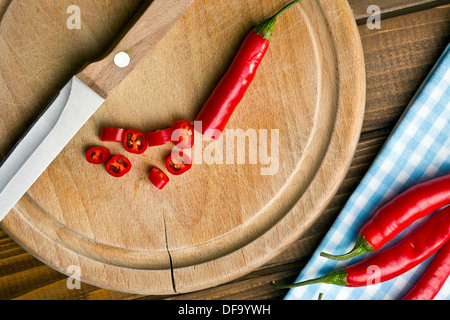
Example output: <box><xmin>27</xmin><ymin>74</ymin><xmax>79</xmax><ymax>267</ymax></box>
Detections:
<box><xmin>0</xmin><ymin>0</ymin><xmax>449</xmax><ymax>300</ymax></box>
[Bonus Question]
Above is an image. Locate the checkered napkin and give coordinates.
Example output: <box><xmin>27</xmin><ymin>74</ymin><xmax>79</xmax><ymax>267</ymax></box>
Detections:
<box><xmin>285</xmin><ymin>43</ymin><xmax>450</xmax><ymax>300</ymax></box>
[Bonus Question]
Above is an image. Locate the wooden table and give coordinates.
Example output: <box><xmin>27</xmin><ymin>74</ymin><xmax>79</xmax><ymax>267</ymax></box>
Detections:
<box><xmin>0</xmin><ymin>0</ymin><xmax>449</xmax><ymax>300</ymax></box>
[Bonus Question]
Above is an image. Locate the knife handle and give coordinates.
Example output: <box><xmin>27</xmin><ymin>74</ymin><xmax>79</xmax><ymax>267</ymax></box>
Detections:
<box><xmin>77</xmin><ymin>0</ymin><xmax>193</xmax><ymax>99</ymax></box>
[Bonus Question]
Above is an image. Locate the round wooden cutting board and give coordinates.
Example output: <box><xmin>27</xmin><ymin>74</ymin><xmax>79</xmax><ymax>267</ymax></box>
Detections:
<box><xmin>0</xmin><ymin>0</ymin><xmax>365</xmax><ymax>295</ymax></box>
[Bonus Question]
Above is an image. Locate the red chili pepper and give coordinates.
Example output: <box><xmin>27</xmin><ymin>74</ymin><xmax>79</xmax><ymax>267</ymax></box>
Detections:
<box><xmin>401</xmin><ymin>239</ymin><xmax>450</xmax><ymax>300</ymax></box>
<box><xmin>85</xmin><ymin>146</ymin><xmax>111</xmax><ymax>165</ymax></box>
<box><xmin>101</xmin><ymin>127</ymin><xmax>125</xmax><ymax>142</ymax></box>
<box><xmin>171</xmin><ymin>120</ymin><xmax>194</xmax><ymax>149</ymax></box>
<box><xmin>165</xmin><ymin>151</ymin><xmax>192</xmax><ymax>176</ymax></box>
<box><xmin>149</xmin><ymin>167</ymin><xmax>170</xmax><ymax>190</ymax></box>
<box><xmin>271</xmin><ymin>206</ymin><xmax>450</xmax><ymax>289</ymax></box>
<box><xmin>122</xmin><ymin>129</ymin><xmax>148</xmax><ymax>154</ymax></box>
<box><xmin>106</xmin><ymin>155</ymin><xmax>132</xmax><ymax>178</ymax></box>
<box><xmin>195</xmin><ymin>0</ymin><xmax>302</xmax><ymax>139</ymax></box>
<box><xmin>320</xmin><ymin>174</ymin><xmax>450</xmax><ymax>261</ymax></box>
<box><xmin>147</xmin><ymin>128</ymin><xmax>173</xmax><ymax>148</ymax></box>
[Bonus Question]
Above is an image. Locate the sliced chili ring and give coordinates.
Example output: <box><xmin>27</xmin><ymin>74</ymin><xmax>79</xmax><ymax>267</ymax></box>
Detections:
<box><xmin>101</xmin><ymin>127</ymin><xmax>125</xmax><ymax>142</ymax></box>
<box><xmin>147</xmin><ymin>128</ymin><xmax>173</xmax><ymax>148</ymax></box>
<box><xmin>123</xmin><ymin>129</ymin><xmax>148</xmax><ymax>154</ymax></box>
<box><xmin>171</xmin><ymin>120</ymin><xmax>194</xmax><ymax>149</ymax></box>
<box><xmin>149</xmin><ymin>167</ymin><xmax>170</xmax><ymax>190</ymax></box>
<box><xmin>106</xmin><ymin>155</ymin><xmax>132</xmax><ymax>178</ymax></box>
<box><xmin>165</xmin><ymin>151</ymin><xmax>192</xmax><ymax>176</ymax></box>
<box><xmin>86</xmin><ymin>146</ymin><xmax>111</xmax><ymax>165</ymax></box>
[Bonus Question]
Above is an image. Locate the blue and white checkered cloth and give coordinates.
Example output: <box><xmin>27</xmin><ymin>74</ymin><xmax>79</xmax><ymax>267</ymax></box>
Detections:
<box><xmin>285</xmin><ymin>43</ymin><xmax>450</xmax><ymax>300</ymax></box>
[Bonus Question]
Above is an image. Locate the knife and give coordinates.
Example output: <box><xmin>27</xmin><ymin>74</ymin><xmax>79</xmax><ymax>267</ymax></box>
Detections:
<box><xmin>0</xmin><ymin>0</ymin><xmax>194</xmax><ymax>221</ymax></box>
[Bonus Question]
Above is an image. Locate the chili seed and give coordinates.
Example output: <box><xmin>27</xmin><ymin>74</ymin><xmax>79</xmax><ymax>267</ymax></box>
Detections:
<box><xmin>109</xmin><ymin>165</ymin><xmax>120</xmax><ymax>174</ymax></box>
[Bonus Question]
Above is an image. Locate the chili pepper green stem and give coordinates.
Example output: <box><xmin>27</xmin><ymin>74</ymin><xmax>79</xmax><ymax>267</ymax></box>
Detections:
<box><xmin>270</xmin><ymin>270</ymin><xmax>348</xmax><ymax>289</ymax></box>
<box><xmin>255</xmin><ymin>0</ymin><xmax>303</xmax><ymax>41</ymax></box>
<box><xmin>320</xmin><ymin>235</ymin><xmax>374</xmax><ymax>261</ymax></box>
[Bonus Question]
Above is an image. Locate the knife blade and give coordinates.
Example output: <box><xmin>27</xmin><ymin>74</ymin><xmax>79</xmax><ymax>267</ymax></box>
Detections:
<box><xmin>0</xmin><ymin>0</ymin><xmax>194</xmax><ymax>221</ymax></box>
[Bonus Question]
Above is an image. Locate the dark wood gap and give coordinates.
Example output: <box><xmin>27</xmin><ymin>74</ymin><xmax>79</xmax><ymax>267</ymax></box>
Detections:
<box><xmin>349</xmin><ymin>0</ymin><xmax>450</xmax><ymax>25</ymax></box>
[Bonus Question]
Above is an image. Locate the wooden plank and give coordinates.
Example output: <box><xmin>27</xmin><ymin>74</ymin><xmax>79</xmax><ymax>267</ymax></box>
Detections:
<box><xmin>360</xmin><ymin>4</ymin><xmax>450</xmax><ymax>132</ymax></box>
<box><xmin>348</xmin><ymin>0</ymin><xmax>450</xmax><ymax>23</ymax></box>
<box><xmin>0</xmin><ymin>265</ymin><xmax>66</xmax><ymax>299</ymax></box>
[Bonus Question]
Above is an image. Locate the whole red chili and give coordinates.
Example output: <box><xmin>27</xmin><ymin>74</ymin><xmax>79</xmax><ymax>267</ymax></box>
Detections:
<box><xmin>123</xmin><ymin>129</ymin><xmax>148</xmax><ymax>154</ymax></box>
<box><xmin>401</xmin><ymin>238</ymin><xmax>450</xmax><ymax>300</ymax></box>
<box><xmin>149</xmin><ymin>167</ymin><xmax>170</xmax><ymax>190</ymax></box>
<box><xmin>171</xmin><ymin>120</ymin><xmax>194</xmax><ymax>149</ymax></box>
<box><xmin>165</xmin><ymin>151</ymin><xmax>192</xmax><ymax>176</ymax></box>
<box><xmin>147</xmin><ymin>128</ymin><xmax>173</xmax><ymax>148</ymax></box>
<box><xmin>85</xmin><ymin>146</ymin><xmax>111</xmax><ymax>165</ymax></box>
<box><xmin>271</xmin><ymin>206</ymin><xmax>450</xmax><ymax>289</ymax></box>
<box><xmin>320</xmin><ymin>174</ymin><xmax>450</xmax><ymax>261</ymax></box>
<box><xmin>101</xmin><ymin>127</ymin><xmax>125</xmax><ymax>142</ymax></box>
<box><xmin>106</xmin><ymin>155</ymin><xmax>132</xmax><ymax>178</ymax></box>
<box><xmin>195</xmin><ymin>0</ymin><xmax>302</xmax><ymax>139</ymax></box>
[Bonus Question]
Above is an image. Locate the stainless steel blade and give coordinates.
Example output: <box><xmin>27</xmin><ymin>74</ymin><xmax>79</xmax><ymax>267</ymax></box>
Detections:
<box><xmin>0</xmin><ymin>76</ymin><xmax>105</xmax><ymax>221</ymax></box>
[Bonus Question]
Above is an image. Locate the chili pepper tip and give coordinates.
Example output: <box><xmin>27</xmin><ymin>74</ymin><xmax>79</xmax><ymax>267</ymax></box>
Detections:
<box><xmin>320</xmin><ymin>235</ymin><xmax>374</xmax><ymax>261</ymax></box>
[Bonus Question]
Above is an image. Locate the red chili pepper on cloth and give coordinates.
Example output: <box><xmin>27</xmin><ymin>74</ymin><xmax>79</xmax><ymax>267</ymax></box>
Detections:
<box><xmin>195</xmin><ymin>0</ymin><xmax>302</xmax><ymax>139</ymax></box>
<box><xmin>401</xmin><ymin>238</ymin><xmax>450</xmax><ymax>300</ymax></box>
<box><xmin>106</xmin><ymin>155</ymin><xmax>132</xmax><ymax>178</ymax></box>
<box><xmin>123</xmin><ymin>129</ymin><xmax>148</xmax><ymax>154</ymax></box>
<box><xmin>321</xmin><ymin>174</ymin><xmax>450</xmax><ymax>261</ymax></box>
<box><xmin>85</xmin><ymin>146</ymin><xmax>111</xmax><ymax>165</ymax></box>
<box><xmin>271</xmin><ymin>206</ymin><xmax>450</xmax><ymax>289</ymax></box>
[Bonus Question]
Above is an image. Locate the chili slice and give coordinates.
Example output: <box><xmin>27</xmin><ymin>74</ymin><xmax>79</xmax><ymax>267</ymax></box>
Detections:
<box><xmin>149</xmin><ymin>167</ymin><xmax>170</xmax><ymax>190</ymax></box>
<box><xmin>320</xmin><ymin>174</ymin><xmax>450</xmax><ymax>261</ymax></box>
<box><xmin>171</xmin><ymin>120</ymin><xmax>194</xmax><ymax>149</ymax></box>
<box><xmin>85</xmin><ymin>146</ymin><xmax>111</xmax><ymax>165</ymax></box>
<box><xmin>271</xmin><ymin>206</ymin><xmax>450</xmax><ymax>289</ymax></box>
<box><xmin>147</xmin><ymin>128</ymin><xmax>173</xmax><ymax>148</ymax></box>
<box><xmin>106</xmin><ymin>155</ymin><xmax>132</xmax><ymax>178</ymax></box>
<box><xmin>195</xmin><ymin>0</ymin><xmax>302</xmax><ymax>139</ymax></box>
<box><xmin>165</xmin><ymin>151</ymin><xmax>192</xmax><ymax>176</ymax></box>
<box><xmin>123</xmin><ymin>129</ymin><xmax>148</xmax><ymax>154</ymax></box>
<box><xmin>101</xmin><ymin>127</ymin><xmax>125</xmax><ymax>142</ymax></box>
<box><xmin>401</xmin><ymin>239</ymin><xmax>450</xmax><ymax>300</ymax></box>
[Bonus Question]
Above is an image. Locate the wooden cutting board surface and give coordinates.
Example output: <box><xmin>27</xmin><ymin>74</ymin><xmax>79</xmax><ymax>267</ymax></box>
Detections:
<box><xmin>0</xmin><ymin>0</ymin><xmax>365</xmax><ymax>295</ymax></box>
